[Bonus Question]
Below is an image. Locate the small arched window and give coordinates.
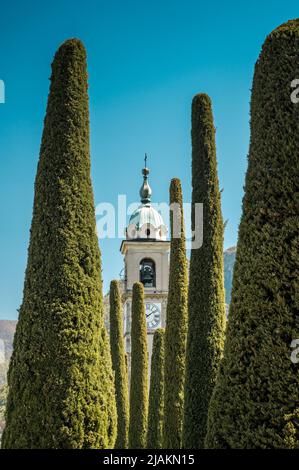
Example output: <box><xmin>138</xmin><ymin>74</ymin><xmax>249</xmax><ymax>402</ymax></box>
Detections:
<box><xmin>139</xmin><ymin>258</ymin><xmax>156</xmax><ymax>288</ymax></box>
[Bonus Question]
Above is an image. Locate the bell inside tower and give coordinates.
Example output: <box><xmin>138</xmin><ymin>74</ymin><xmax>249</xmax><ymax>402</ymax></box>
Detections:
<box><xmin>139</xmin><ymin>258</ymin><xmax>156</xmax><ymax>288</ymax></box>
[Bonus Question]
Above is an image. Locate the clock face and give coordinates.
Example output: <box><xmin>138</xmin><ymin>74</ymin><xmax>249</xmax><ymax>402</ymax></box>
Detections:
<box><xmin>145</xmin><ymin>303</ymin><xmax>161</xmax><ymax>329</ymax></box>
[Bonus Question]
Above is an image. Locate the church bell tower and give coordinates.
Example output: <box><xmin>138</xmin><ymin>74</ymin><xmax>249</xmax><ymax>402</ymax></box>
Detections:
<box><xmin>120</xmin><ymin>157</ymin><xmax>170</xmax><ymax>377</ymax></box>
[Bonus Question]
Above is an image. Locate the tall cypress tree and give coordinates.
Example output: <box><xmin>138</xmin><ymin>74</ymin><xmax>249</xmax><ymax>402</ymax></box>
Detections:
<box><xmin>109</xmin><ymin>280</ymin><xmax>129</xmax><ymax>448</ymax></box>
<box><xmin>183</xmin><ymin>94</ymin><xmax>226</xmax><ymax>448</ymax></box>
<box><xmin>206</xmin><ymin>19</ymin><xmax>299</xmax><ymax>449</ymax></box>
<box><xmin>163</xmin><ymin>178</ymin><xmax>188</xmax><ymax>449</ymax></box>
<box><xmin>147</xmin><ymin>328</ymin><xmax>165</xmax><ymax>449</ymax></box>
<box><xmin>129</xmin><ymin>282</ymin><xmax>148</xmax><ymax>449</ymax></box>
<box><xmin>2</xmin><ymin>39</ymin><xmax>116</xmax><ymax>449</ymax></box>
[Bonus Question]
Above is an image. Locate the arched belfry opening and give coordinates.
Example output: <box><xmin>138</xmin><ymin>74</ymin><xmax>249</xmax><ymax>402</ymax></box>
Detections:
<box><xmin>140</xmin><ymin>258</ymin><xmax>156</xmax><ymax>288</ymax></box>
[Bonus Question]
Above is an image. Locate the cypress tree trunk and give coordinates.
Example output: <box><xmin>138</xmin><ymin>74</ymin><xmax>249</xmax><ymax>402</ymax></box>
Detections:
<box><xmin>2</xmin><ymin>39</ymin><xmax>116</xmax><ymax>449</ymax></box>
<box><xmin>183</xmin><ymin>94</ymin><xmax>226</xmax><ymax>448</ymax></box>
<box><xmin>205</xmin><ymin>19</ymin><xmax>299</xmax><ymax>449</ymax></box>
<box><xmin>163</xmin><ymin>178</ymin><xmax>188</xmax><ymax>449</ymax></box>
<box><xmin>109</xmin><ymin>280</ymin><xmax>129</xmax><ymax>448</ymax></box>
<box><xmin>129</xmin><ymin>282</ymin><xmax>148</xmax><ymax>448</ymax></box>
<box><xmin>147</xmin><ymin>328</ymin><xmax>165</xmax><ymax>449</ymax></box>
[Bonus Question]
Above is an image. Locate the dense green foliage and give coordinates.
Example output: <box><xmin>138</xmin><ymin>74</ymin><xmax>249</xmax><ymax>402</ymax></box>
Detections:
<box><xmin>183</xmin><ymin>94</ymin><xmax>226</xmax><ymax>448</ymax></box>
<box><xmin>147</xmin><ymin>328</ymin><xmax>165</xmax><ymax>449</ymax></box>
<box><xmin>100</xmin><ymin>328</ymin><xmax>118</xmax><ymax>448</ymax></box>
<box><xmin>2</xmin><ymin>39</ymin><xmax>116</xmax><ymax>449</ymax></box>
<box><xmin>206</xmin><ymin>19</ymin><xmax>299</xmax><ymax>449</ymax></box>
<box><xmin>109</xmin><ymin>280</ymin><xmax>129</xmax><ymax>448</ymax></box>
<box><xmin>163</xmin><ymin>179</ymin><xmax>188</xmax><ymax>449</ymax></box>
<box><xmin>129</xmin><ymin>282</ymin><xmax>148</xmax><ymax>448</ymax></box>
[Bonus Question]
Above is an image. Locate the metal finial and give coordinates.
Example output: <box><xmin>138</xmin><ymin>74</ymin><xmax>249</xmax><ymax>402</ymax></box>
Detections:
<box><xmin>140</xmin><ymin>153</ymin><xmax>152</xmax><ymax>203</ymax></box>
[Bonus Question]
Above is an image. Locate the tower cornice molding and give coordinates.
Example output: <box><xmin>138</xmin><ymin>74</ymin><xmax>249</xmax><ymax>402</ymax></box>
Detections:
<box><xmin>120</xmin><ymin>239</ymin><xmax>170</xmax><ymax>254</ymax></box>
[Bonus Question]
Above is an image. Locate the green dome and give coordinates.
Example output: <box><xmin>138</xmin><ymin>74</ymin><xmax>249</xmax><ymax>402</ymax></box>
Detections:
<box><xmin>129</xmin><ymin>204</ymin><xmax>165</xmax><ymax>229</ymax></box>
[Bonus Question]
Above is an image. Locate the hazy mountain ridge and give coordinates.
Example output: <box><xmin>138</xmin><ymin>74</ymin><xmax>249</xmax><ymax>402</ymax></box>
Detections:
<box><xmin>0</xmin><ymin>320</ymin><xmax>17</xmax><ymax>438</ymax></box>
<box><xmin>0</xmin><ymin>320</ymin><xmax>16</xmax><ymax>359</ymax></box>
<box><xmin>0</xmin><ymin>320</ymin><xmax>17</xmax><ymax>385</ymax></box>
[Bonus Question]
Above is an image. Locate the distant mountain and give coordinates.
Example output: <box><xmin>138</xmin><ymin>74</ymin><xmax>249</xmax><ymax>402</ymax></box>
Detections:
<box><xmin>0</xmin><ymin>320</ymin><xmax>17</xmax><ymax>439</ymax></box>
<box><xmin>0</xmin><ymin>320</ymin><xmax>16</xmax><ymax>358</ymax></box>
<box><xmin>0</xmin><ymin>320</ymin><xmax>17</xmax><ymax>386</ymax></box>
<box><xmin>0</xmin><ymin>384</ymin><xmax>7</xmax><ymax>439</ymax></box>
<box><xmin>224</xmin><ymin>246</ymin><xmax>237</xmax><ymax>304</ymax></box>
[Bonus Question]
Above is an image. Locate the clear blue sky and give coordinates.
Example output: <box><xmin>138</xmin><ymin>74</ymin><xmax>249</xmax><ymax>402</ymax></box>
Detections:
<box><xmin>0</xmin><ymin>1</ymin><xmax>297</xmax><ymax>320</ymax></box>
